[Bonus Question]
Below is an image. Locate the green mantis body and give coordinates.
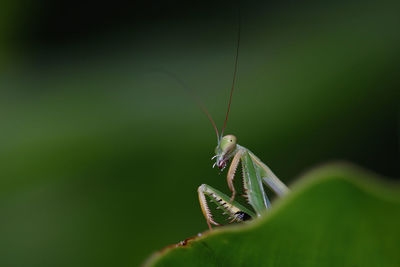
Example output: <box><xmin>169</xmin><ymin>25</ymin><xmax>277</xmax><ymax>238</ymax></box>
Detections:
<box><xmin>198</xmin><ymin>135</ymin><xmax>289</xmax><ymax>229</ymax></box>
<box><xmin>191</xmin><ymin>14</ymin><xmax>289</xmax><ymax>229</ymax></box>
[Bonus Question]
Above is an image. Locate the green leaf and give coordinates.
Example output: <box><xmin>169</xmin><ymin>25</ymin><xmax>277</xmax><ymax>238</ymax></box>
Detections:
<box><xmin>145</xmin><ymin>163</ymin><xmax>400</xmax><ymax>267</ymax></box>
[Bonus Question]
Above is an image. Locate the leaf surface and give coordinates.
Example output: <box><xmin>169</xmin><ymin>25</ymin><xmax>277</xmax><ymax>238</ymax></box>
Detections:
<box><xmin>146</xmin><ymin>164</ymin><xmax>400</xmax><ymax>267</ymax></box>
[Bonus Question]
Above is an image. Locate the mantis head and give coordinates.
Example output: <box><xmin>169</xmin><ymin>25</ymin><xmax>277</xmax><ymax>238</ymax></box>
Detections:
<box><xmin>213</xmin><ymin>135</ymin><xmax>237</xmax><ymax>171</ymax></box>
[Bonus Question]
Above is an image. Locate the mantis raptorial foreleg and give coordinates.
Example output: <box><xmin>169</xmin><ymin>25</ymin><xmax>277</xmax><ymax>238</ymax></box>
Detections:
<box><xmin>226</xmin><ymin>149</ymin><xmax>243</xmax><ymax>202</ymax></box>
<box><xmin>198</xmin><ymin>184</ymin><xmax>255</xmax><ymax>229</ymax></box>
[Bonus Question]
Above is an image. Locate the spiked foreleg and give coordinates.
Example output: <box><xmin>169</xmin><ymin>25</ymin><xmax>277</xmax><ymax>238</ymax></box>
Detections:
<box><xmin>198</xmin><ymin>184</ymin><xmax>255</xmax><ymax>230</ymax></box>
<box><xmin>226</xmin><ymin>149</ymin><xmax>243</xmax><ymax>202</ymax></box>
<box><xmin>241</xmin><ymin>152</ymin><xmax>271</xmax><ymax>215</ymax></box>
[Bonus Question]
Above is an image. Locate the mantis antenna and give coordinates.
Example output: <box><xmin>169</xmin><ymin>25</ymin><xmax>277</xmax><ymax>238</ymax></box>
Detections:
<box><xmin>220</xmin><ymin>14</ymin><xmax>241</xmax><ymax>139</ymax></box>
<box><xmin>154</xmin><ymin>69</ymin><xmax>220</xmax><ymax>143</ymax></box>
<box><xmin>153</xmin><ymin>13</ymin><xmax>240</xmax><ymax>144</ymax></box>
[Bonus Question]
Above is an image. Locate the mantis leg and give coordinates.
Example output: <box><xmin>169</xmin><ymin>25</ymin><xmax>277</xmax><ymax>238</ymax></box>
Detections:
<box><xmin>248</xmin><ymin>152</ymin><xmax>290</xmax><ymax>197</ymax></box>
<box><xmin>227</xmin><ymin>149</ymin><xmax>243</xmax><ymax>202</ymax></box>
<box><xmin>262</xmin><ymin>174</ymin><xmax>289</xmax><ymax>196</ymax></box>
<box><xmin>225</xmin><ymin>149</ymin><xmax>271</xmax><ymax>216</ymax></box>
<box><xmin>198</xmin><ymin>184</ymin><xmax>255</xmax><ymax>230</ymax></box>
<box><xmin>241</xmin><ymin>152</ymin><xmax>271</xmax><ymax>215</ymax></box>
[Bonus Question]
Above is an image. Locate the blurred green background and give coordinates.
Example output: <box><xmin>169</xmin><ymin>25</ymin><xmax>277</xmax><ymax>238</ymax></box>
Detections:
<box><xmin>0</xmin><ymin>0</ymin><xmax>399</xmax><ymax>266</ymax></box>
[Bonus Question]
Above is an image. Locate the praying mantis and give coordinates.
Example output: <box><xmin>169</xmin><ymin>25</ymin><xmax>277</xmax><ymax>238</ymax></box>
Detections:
<box><xmin>198</xmin><ymin>136</ymin><xmax>290</xmax><ymax>230</ymax></box>
<box><xmin>197</xmin><ymin>19</ymin><xmax>290</xmax><ymax>230</ymax></box>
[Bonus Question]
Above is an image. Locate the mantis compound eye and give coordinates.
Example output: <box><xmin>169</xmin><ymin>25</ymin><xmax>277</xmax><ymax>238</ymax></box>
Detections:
<box><xmin>220</xmin><ymin>135</ymin><xmax>237</xmax><ymax>154</ymax></box>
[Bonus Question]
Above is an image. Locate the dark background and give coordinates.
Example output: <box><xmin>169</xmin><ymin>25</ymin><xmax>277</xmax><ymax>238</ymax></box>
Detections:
<box><xmin>1</xmin><ymin>0</ymin><xmax>399</xmax><ymax>266</ymax></box>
